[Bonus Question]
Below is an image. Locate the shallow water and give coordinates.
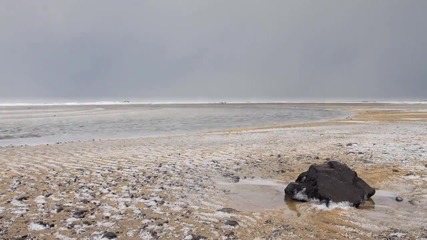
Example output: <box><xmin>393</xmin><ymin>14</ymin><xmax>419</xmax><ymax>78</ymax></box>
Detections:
<box><xmin>217</xmin><ymin>179</ymin><xmax>289</xmax><ymax>212</ymax></box>
<box><xmin>358</xmin><ymin>189</ymin><xmax>426</xmax><ymax>229</ymax></box>
<box><xmin>218</xmin><ymin>178</ymin><xmax>426</xmax><ymax>230</ymax></box>
<box><xmin>0</xmin><ymin>104</ymin><xmax>345</xmax><ymax>146</ymax></box>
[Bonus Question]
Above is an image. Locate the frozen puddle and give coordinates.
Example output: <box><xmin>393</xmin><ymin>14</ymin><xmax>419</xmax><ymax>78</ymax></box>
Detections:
<box><xmin>217</xmin><ymin>179</ymin><xmax>290</xmax><ymax>212</ymax></box>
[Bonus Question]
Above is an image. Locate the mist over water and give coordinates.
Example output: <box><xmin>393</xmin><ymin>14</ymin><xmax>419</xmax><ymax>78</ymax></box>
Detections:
<box><xmin>0</xmin><ymin>104</ymin><xmax>345</xmax><ymax>146</ymax></box>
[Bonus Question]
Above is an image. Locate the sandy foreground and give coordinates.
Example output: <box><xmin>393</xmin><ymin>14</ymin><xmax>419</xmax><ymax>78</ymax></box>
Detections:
<box><xmin>0</xmin><ymin>104</ymin><xmax>426</xmax><ymax>239</ymax></box>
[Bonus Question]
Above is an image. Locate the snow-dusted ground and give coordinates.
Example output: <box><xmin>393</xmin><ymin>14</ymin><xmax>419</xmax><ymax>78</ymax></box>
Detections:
<box><xmin>0</xmin><ymin>116</ymin><xmax>426</xmax><ymax>239</ymax></box>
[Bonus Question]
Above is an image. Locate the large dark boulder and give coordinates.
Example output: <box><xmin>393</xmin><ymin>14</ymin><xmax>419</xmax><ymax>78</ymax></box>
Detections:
<box><xmin>284</xmin><ymin>161</ymin><xmax>375</xmax><ymax>207</ymax></box>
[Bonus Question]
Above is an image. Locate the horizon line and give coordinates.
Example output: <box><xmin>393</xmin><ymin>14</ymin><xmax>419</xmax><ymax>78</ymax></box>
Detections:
<box><xmin>0</xmin><ymin>99</ymin><xmax>427</xmax><ymax>107</ymax></box>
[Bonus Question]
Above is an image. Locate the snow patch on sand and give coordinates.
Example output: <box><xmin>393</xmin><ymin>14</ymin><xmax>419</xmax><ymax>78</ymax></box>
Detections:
<box><xmin>54</xmin><ymin>233</ymin><xmax>76</xmax><ymax>240</ymax></box>
<box><xmin>11</xmin><ymin>199</ymin><xmax>28</xmax><ymax>215</ymax></box>
<box><xmin>29</xmin><ymin>222</ymin><xmax>48</xmax><ymax>231</ymax></box>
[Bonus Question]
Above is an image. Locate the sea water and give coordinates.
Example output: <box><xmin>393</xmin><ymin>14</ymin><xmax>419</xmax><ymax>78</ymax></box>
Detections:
<box><xmin>0</xmin><ymin>103</ymin><xmax>346</xmax><ymax>146</ymax></box>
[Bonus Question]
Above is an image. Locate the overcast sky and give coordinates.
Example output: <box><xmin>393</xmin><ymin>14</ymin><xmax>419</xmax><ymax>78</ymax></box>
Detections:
<box><xmin>0</xmin><ymin>1</ymin><xmax>426</xmax><ymax>102</ymax></box>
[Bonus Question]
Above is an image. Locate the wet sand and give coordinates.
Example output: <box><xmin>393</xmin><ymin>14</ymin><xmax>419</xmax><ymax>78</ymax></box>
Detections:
<box><xmin>0</xmin><ymin>103</ymin><xmax>426</xmax><ymax>239</ymax></box>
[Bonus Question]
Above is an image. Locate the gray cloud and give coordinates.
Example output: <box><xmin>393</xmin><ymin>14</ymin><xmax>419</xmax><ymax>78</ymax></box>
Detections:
<box><xmin>0</xmin><ymin>0</ymin><xmax>426</xmax><ymax>101</ymax></box>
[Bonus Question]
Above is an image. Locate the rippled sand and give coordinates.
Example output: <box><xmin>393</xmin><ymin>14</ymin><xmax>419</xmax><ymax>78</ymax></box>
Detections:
<box><xmin>0</xmin><ymin>104</ymin><xmax>426</xmax><ymax>239</ymax></box>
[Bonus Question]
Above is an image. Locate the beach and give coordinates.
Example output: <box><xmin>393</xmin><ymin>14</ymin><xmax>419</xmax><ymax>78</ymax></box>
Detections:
<box><xmin>0</xmin><ymin>103</ymin><xmax>426</xmax><ymax>239</ymax></box>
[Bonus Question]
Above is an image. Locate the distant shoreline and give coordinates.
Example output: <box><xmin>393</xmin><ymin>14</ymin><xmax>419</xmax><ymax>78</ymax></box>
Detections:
<box><xmin>0</xmin><ymin>100</ymin><xmax>426</xmax><ymax>107</ymax></box>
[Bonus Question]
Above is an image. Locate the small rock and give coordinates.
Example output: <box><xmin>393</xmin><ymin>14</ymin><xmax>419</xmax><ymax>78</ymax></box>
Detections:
<box><xmin>190</xmin><ymin>234</ymin><xmax>206</xmax><ymax>240</ymax></box>
<box><xmin>72</xmin><ymin>209</ymin><xmax>88</xmax><ymax>218</ymax></box>
<box><xmin>102</xmin><ymin>232</ymin><xmax>117</xmax><ymax>239</ymax></box>
<box><xmin>55</xmin><ymin>205</ymin><xmax>64</xmax><ymax>213</ymax></box>
<box><xmin>43</xmin><ymin>192</ymin><xmax>52</xmax><ymax>198</ymax></box>
<box><xmin>14</xmin><ymin>235</ymin><xmax>29</xmax><ymax>240</ymax></box>
<box><xmin>15</xmin><ymin>195</ymin><xmax>29</xmax><ymax>201</ymax></box>
<box><xmin>149</xmin><ymin>230</ymin><xmax>158</xmax><ymax>238</ymax></box>
<box><xmin>231</xmin><ymin>176</ymin><xmax>240</xmax><ymax>183</ymax></box>
<box><xmin>395</xmin><ymin>196</ymin><xmax>403</xmax><ymax>202</ymax></box>
<box><xmin>156</xmin><ymin>220</ymin><xmax>169</xmax><ymax>226</ymax></box>
<box><xmin>217</xmin><ymin>208</ymin><xmax>239</xmax><ymax>214</ymax></box>
<box><xmin>225</xmin><ymin>220</ymin><xmax>239</xmax><ymax>227</ymax></box>
<box><xmin>156</xmin><ymin>200</ymin><xmax>165</xmax><ymax>205</ymax></box>
<box><xmin>392</xmin><ymin>169</ymin><xmax>399</xmax><ymax>173</ymax></box>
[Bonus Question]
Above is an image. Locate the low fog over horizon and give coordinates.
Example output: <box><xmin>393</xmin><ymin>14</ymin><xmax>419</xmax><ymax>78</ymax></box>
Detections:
<box><xmin>1</xmin><ymin>1</ymin><xmax>426</xmax><ymax>102</ymax></box>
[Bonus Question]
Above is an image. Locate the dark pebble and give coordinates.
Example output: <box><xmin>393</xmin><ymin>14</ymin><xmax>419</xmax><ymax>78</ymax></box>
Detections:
<box><xmin>231</xmin><ymin>176</ymin><xmax>240</xmax><ymax>183</ymax></box>
<box><xmin>102</xmin><ymin>232</ymin><xmax>117</xmax><ymax>239</ymax></box>
<box><xmin>217</xmin><ymin>208</ymin><xmax>239</xmax><ymax>214</ymax></box>
<box><xmin>43</xmin><ymin>192</ymin><xmax>52</xmax><ymax>198</ymax></box>
<box><xmin>55</xmin><ymin>205</ymin><xmax>64</xmax><ymax>213</ymax></box>
<box><xmin>225</xmin><ymin>220</ymin><xmax>239</xmax><ymax>227</ymax></box>
<box><xmin>191</xmin><ymin>234</ymin><xmax>207</xmax><ymax>240</ymax></box>
<box><xmin>15</xmin><ymin>195</ymin><xmax>29</xmax><ymax>201</ymax></box>
<box><xmin>13</xmin><ymin>235</ymin><xmax>29</xmax><ymax>240</ymax></box>
<box><xmin>72</xmin><ymin>209</ymin><xmax>88</xmax><ymax>218</ymax></box>
<box><xmin>395</xmin><ymin>196</ymin><xmax>403</xmax><ymax>202</ymax></box>
<box><xmin>156</xmin><ymin>200</ymin><xmax>165</xmax><ymax>205</ymax></box>
<box><xmin>224</xmin><ymin>231</ymin><xmax>235</xmax><ymax>237</ymax></box>
<box><xmin>150</xmin><ymin>230</ymin><xmax>158</xmax><ymax>238</ymax></box>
